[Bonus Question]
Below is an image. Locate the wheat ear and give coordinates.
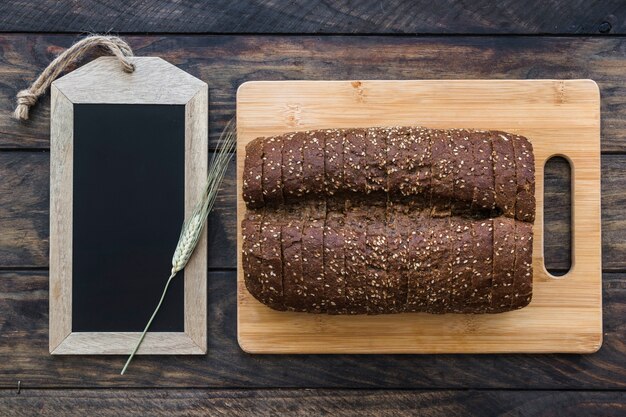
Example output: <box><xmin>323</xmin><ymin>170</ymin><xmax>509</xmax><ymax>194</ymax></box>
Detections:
<box><xmin>121</xmin><ymin>118</ymin><xmax>236</xmax><ymax>375</ymax></box>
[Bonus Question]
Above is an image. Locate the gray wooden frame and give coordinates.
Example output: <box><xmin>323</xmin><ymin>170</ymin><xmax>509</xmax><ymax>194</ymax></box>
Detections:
<box><xmin>49</xmin><ymin>57</ymin><xmax>208</xmax><ymax>355</ymax></box>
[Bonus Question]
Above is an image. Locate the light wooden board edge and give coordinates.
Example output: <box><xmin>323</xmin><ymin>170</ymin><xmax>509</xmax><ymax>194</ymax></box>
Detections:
<box><xmin>235</xmin><ymin>79</ymin><xmax>602</xmax><ymax>354</ymax></box>
<box><xmin>49</xmin><ymin>57</ymin><xmax>208</xmax><ymax>355</ymax></box>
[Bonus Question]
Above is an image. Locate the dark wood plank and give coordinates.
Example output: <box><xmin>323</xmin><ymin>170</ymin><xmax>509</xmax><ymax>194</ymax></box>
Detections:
<box><xmin>0</xmin><ymin>1</ymin><xmax>625</xmax><ymax>34</ymax></box>
<box><xmin>1</xmin><ymin>151</ymin><xmax>619</xmax><ymax>270</ymax></box>
<box><xmin>0</xmin><ymin>35</ymin><xmax>624</xmax><ymax>151</ymax></box>
<box><xmin>1</xmin><ymin>389</ymin><xmax>625</xmax><ymax>416</ymax></box>
<box><xmin>544</xmin><ymin>156</ymin><xmax>571</xmax><ymax>274</ymax></box>
<box><xmin>0</xmin><ymin>269</ymin><xmax>624</xmax><ymax>388</ymax></box>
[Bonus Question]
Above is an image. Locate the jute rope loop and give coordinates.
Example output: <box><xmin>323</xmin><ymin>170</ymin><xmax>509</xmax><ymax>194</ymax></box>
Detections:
<box><xmin>14</xmin><ymin>35</ymin><xmax>135</xmax><ymax>121</ymax></box>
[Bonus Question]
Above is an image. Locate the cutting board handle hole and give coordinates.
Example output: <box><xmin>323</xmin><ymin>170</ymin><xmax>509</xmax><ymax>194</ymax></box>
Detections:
<box><xmin>543</xmin><ymin>156</ymin><xmax>572</xmax><ymax>277</ymax></box>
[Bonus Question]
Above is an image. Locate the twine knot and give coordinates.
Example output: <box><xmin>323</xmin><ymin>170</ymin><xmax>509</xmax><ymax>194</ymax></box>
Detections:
<box><xmin>13</xmin><ymin>35</ymin><xmax>135</xmax><ymax>121</ymax></box>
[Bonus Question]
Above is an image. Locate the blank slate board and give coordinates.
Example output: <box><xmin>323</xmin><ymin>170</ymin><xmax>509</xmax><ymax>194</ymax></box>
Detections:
<box><xmin>50</xmin><ymin>57</ymin><xmax>208</xmax><ymax>355</ymax></box>
<box><xmin>236</xmin><ymin>79</ymin><xmax>602</xmax><ymax>354</ymax></box>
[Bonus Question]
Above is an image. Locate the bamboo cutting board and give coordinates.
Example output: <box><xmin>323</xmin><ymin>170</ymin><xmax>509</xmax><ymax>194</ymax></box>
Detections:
<box><xmin>236</xmin><ymin>80</ymin><xmax>602</xmax><ymax>354</ymax></box>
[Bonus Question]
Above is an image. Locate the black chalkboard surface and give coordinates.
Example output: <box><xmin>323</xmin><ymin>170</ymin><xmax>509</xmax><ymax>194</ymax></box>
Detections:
<box><xmin>72</xmin><ymin>104</ymin><xmax>185</xmax><ymax>332</ymax></box>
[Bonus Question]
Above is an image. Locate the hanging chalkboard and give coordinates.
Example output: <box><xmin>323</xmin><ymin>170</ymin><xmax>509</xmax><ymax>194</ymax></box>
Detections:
<box><xmin>49</xmin><ymin>57</ymin><xmax>208</xmax><ymax>355</ymax></box>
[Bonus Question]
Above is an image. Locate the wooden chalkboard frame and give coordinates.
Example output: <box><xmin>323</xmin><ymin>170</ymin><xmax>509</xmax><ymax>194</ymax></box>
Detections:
<box><xmin>49</xmin><ymin>57</ymin><xmax>208</xmax><ymax>355</ymax></box>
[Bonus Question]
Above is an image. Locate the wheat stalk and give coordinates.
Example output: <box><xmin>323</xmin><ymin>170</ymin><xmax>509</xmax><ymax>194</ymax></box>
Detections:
<box><xmin>121</xmin><ymin>118</ymin><xmax>236</xmax><ymax>375</ymax></box>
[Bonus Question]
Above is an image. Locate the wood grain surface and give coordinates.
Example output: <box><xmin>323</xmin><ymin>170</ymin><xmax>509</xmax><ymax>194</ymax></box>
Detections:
<box><xmin>0</xmin><ymin>25</ymin><xmax>624</xmax><ymax>415</ymax></box>
<box><xmin>0</xmin><ymin>0</ymin><xmax>624</xmax><ymax>34</ymax></box>
<box><xmin>3</xmin><ymin>35</ymin><xmax>626</xmax><ymax>152</ymax></box>
<box><xmin>1</xmin><ymin>389</ymin><xmax>625</xmax><ymax>416</ymax></box>
<box><xmin>1</xmin><ymin>270</ymin><xmax>626</xmax><ymax>388</ymax></box>
<box><xmin>236</xmin><ymin>79</ymin><xmax>601</xmax><ymax>354</ymax></box>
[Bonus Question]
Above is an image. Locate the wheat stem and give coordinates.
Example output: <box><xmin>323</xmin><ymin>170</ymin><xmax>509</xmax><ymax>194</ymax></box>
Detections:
<box><xmin>121</xmin><ymin>272</ymin><xmax>177</xmax><ymax>375</ymax></box>
<box><xmin>121</xmin><ymin>118</ymin><xmax>236</xmax><ymax>375</ymax></box>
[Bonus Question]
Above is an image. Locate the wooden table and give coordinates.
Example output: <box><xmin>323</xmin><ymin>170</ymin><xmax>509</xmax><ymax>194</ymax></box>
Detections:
<box><xmin>1</xmin><ymin>1</ymin><xmax>625</xmax><ymax>415</ymax></box>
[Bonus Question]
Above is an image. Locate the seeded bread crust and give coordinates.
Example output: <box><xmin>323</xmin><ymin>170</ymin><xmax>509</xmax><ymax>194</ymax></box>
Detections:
<box><xmin>243</xmin><ymin>126</ymin><xmax>535</xmax><ymax>315</ymax></box>
<box><xmin>344</xmin><ymin>199</ymin><xmax>370</xmax><ymax>314</ymax></box>
<box><xmin>492</xmin><ymin>132</ymin><xmax>517</xmax><ymax>219</ymax></box>
<box><xmin>259</xmin><ymin>210</ymin><xmax>285</xmax><ymax>310</ymax></box>
<box><xmin>491</xmin><ymin>216</ymin><xmax>516</xmax><ymax>312</ymax></box>
<box><xmin>512</xmin><ymin>135</ymin><xmax>536</xmax><ymax>223</ymax></box>
<box><xmin>301</xmin><ymin>200</ymin><xmax>326</xmax><ymax>313</ymax></box>
<box><xmin>282</xmin><ymin>132</ymin><xmax>304</xmax><ymax>203</ymax></box>
<box><xmin>243</xmin><ymin>139</ymin><xmax>265</xmax><ymax>209</ymax></box>
<box><xmin>324</xmin><ymin>199</ymin><xmax>347</xmax><ymax>314</ymax></box>
<box><xmin>262</xmin><ymin>136</ymin><xmax>284</xmax><ymax>206</ymax></box>
<box><xmin>303</xmin><ymin>130</ymin><xmax>325</xmax><ymax>196</ymax></box>
<box><xmin>241</xmin><ymin>212</ymin><xmax>264</xmax><ymax>301</ymax></box>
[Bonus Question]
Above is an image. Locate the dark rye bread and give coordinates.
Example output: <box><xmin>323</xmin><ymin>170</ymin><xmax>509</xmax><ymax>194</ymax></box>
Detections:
<box><xmin>344</xmin><ymin>199</ymin><xmax>369</xmax><ymax>314</ymax></box>
<box><xmin>405</xmin><ymin>204</ymin><xmax>430</xmax><ymax>312</ymax></box>
<box><xmin>244</xmin><ymin>126</ymin><xmax>533</xmax><ymax>222</ymax></box>
<box><xmin>262</xmin><ymin>136</ymin><xmax>284</xmax><ymax>206</ymax></box>
<box><xmin>470</xmin><ymin>131</ymin><xmax>497</xmax><ymax>212</ymax></box>
<box><xmin>324</xmin><ymin>129</ymin><xmax>345</xmax><ymax>196</ymax></box>
<box><xmin>365</xmin><ymin>127</ymin><xmax>388</xmax><ymax>194</ymax></box>
<box><xmin>448</xmin><ymin>216</ymin><xmax>475</xmax><ymax>313</ymax></box>
<box><xmin>324</xmin><ymin>199</ymin><xmax>347</xmax><ymax>314</ymax></box>
<box><xmin>242</xmin><ymin>139</ymin><xmax>264</xmax><ymax>209</ymax></box>
<box><xmin>259</xmin><ymin>209</ymin><xmax>285</xmax><ymax>310</ymax></box>
<box><xmin>512</xmin><ymin>134</ymin><xmax>536</xmax><ymax>223</ymax></box>
<box><xmin>492</xmin><ymin>132</ymin><xmax>517</xmax><ymax>218</ymax></box>
<box><xmin>282</xmin><ymin>132</ymin><xmax>304</xmax><ymax>203</ymax></box>
<box><xmin>386</xmin><ymin>200</ymin><xmax>409</xmax><ymax>313</ymax></box>
<box><xmin>301</xmin><ymin>200</ymin><xmax>326</xmax><ymax>313</ymax></box>
<box><xmin>242</xmin><ymin>125</ymin><xmax>535</xmax><ymax>315</ymax></box>
<box><xmin>512</xmin><ymin>220</ymin><xmax>533</xmax><ymax>309</ymax></box>
<box><xmin>365</xmin><ymin>202</ymin><xmax>388</xmax><ymax>314</ymax></box>
<box><xmin>280</xmin><ymin>203</ymin><xmax>305</xmax><ymax>312</ymax></box>
<box><xmin>343</xmin><ymin>128</ymin><xmax>368</xmax><ymax>194</ymax></box>
<box><xmin>468</xmin><ymin>218</ymin><xmax>493</xmax><ymax>307</ymax></box>
<box><xmin>302</xmin><ymin>130</ymin><xmax>325</xmax><ymax>195</ymax></box>
<box><xmin>241</xmin><ymin>212</ymin><xmax>263</xmax><ymax>300</ymax></box>
<box><xmin>491</xmin><ymin>216</ymin><xmax>516</xmax><ymax>312</ymax></box>
<box><xmin>452</xmin><ymin>129</ymin><xmax>480</xmax><ymax>214</ymax></box>
<box><xmin>430</xmin><ymin>129</ymin><xmax>453</xmax><ymax>217</ymax></box>
<box><xmin>425</xmin><ymin>216</ymin><xmax>453</xmax><ymax>313</ymax></box>
<box><xmin>246</xmin><ymin>207</ymin><xmax>533</xmax><ymax>314</ymax></box>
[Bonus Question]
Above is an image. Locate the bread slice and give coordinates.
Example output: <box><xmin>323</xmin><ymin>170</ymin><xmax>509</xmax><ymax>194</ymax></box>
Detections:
<box><xmin>282</xmin><ymin>131</ymin><xmax>304</xmax><ymax>203</ymax></box>
<box><xmin>490</xmin><ymin>216</ymin><xmax>516</xmax><ymax>312</ymax></box>
<box><xmin>324</xmin><ymin>129</ymin><xmax>345</xmax><ymax>196</ymax></box>
<box><xmin>512</xmin><ymin>220</ymin><xmax>533</xmax><ymax>309</ymax></box>
<box><xmin>242</xmin><ymin>138</ymin><xmax>265</xmax><ymax>209</ymax></box>
<box><xmin>405</xmin><ymin>203</ymin><xmax>430</xmax><ymax>312</ymax></box>
<box><xmin>425</xmin><ymin>215</ymin><xmax>453</xmax><ymax>313</ymax></box>
<box><xmin>447</xmin><ymin>216</ymin><xmax>475</xmax><ymax>313</ymax></box>
<box><xmin>386</xmin><ymin>200</ymin><xmax>409</xmax><ymax>312</ymax></box>
<box><xmin>301</xmin><ymin>200</ymin><xmax>326</xmax><ymax>313</ymax></box>
<box><xmin>241</xmin><ymin>212</ymin><xmax>264</xmax><ymax>301</ymax></box>
<box><xmin>492</xmin><ymin>132</ymin><xmax>517</xmax><ymax>218</ymax></box>
<box><xmin>281</xmin><ymin>204</ymin><xmax>305</xmax><ymax>312</ymax></box>
<box><xmin>259</xmin><ymin>209</ymin><xmax>285</xmax><ymax>310</ymax></box>
<box><xmin>303</xmin><ymin>130</ymin><xmax>325</xmax><ymax>196</ymax></box>
<box><xmin>467</xmin><ymin>218</ymin><xmax>493</xmax><ymax>309</ymax></box>
<box><xmin>344</xmin><ymin>199</ymin><xmax>369</xmax><ymax>314</ymax></box>
<box><xmin>512</xmin><ymin>135</ymin><xmax>536</xmax><ymax>222</ymax></box>
<box><xmin>324</xmin><ymin>199</ymin><xmax>347</xmax><ymax>314</ymax></box>
<box><xmin>470</xmin><ymin>131</ymin><xmax>496</xmax><ymax>212</ymax></box>
<box><xmin>365</xmin><ymin>202</ymin><xmax>388</xmax><ymax>314</ymax></box>
<box><xmin>430</xmin><ymin>129</ymin><xmax>453</xmax><ymax>217</ymax></box>
<box><xmin>449</xmin><ymin>129</ymin><xmax>475</xmax><ymax>214</ymax></box>
<box><xmin>343</xmin><ymin>128</ymin><xmax>368</xmax><ymax>194</ymax></box>
<box><xmin>262</xmin><ymin>135</ymin><xmax>284</xmax><ymax>206</ymax></box>
<box><xmin>365</xmin><ymin>127</ymin><xmax>388</xmax><ymax>195</ymax></box>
